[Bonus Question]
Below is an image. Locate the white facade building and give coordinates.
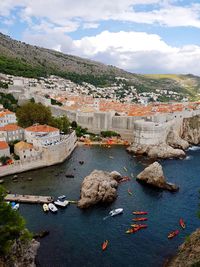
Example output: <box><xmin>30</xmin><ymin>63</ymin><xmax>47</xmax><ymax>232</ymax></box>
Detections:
<box><xmin>0</xmin><ymin>110</ymin><xmax>17</xmax><ymax>127</ymax></box>
<box><xmin>25</xmin><ymin>124</ymin><xmax>60</xmax><ymax>147</ymax></box>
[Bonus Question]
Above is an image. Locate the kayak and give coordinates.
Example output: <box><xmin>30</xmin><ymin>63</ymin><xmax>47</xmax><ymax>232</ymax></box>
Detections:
<box><xmin>168</xmin><ymin>230</ymin><xmax>179</xmax><ymax>239</ymax></box>
<box><xmin>133</xmin><ymin>211</ymin><xmax>148</xmax><ymax>215</ymax></box>
<box><xmin>128</xmin><ymin>189</ymin><xmax>133</xmax><ymax>195</ymax></box>
<box><xmin>179</xmin><ymin>218</ymin><xmax>186</xmax><ymax>229</ymax></box>
<box><xmin>131</xmin><ymin>224</ymin><xmax>148</xmax><ymax>229</ymax></box>
<box><xmin>119</xmin><ymin>176</ymin><xmax>131</xmax><ymax>183</ymax></box>
<box><xmin>102</xmin><ymin>240</ymin><xmax>108</xmax><ymax>250</ymax></box>
<box><xmin>125</xmin><ymin>227</ymin><xmax>140</xmax><ymax>234</ymax></box>
<box><xmin>132</xmin><ymin>217</ymin><xmax>148</xmax><ymax>222</ymax></box>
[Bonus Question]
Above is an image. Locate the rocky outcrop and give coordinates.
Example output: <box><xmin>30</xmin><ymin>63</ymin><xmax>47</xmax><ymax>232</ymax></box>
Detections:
<box><xmin>167</xmin><ymin>129</ymin><xmax>189</xmax><ymax>150</ymax></box>
<box><xmin>182</xmin><ymin>115</ymin><xmax>200</xmax><ymax>145</ymax></box>
<box><xmin>78</xmin><ymin>170</ymin><xmax>120</xmax><ymax>208</ymax></box>
<box><xmin>127</xmin><ymin>143</ymin><xmax>185</xmax><ymax>159</ymax></box>
<box><xmin>167</xmin><ymin>228</ymin><xmax>200</xmax><ymax>267</ymax></box>
<box><xmin>136</xmin><ymin>162</ymin><xmax>178</xmax><ymax>191</ymax></box>
<box><xmin>0</xmin><ymin>239</ymin><xmax>40</xmax><ymax>267</ymax></box>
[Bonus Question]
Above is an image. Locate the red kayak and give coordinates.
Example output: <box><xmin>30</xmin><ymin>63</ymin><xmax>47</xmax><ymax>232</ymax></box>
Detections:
<box><xmin>179</xmin><ymin>218</ymin><xmax>186</xmax><ymax>229</ymax></box>
<box><xmin>132</xmin><ymin>217</ymin><xmax>148</xmax><ymax>222</ymax></box>
<box><xmin>168</xmin><ymin>230</ymin><xmax>179</xmax><ymax>239</ymax></box>
<box><xmin>102</xmin><ymin>240</ymin><xmax>109</xmax><ymax>251</ymax></box>
<box><xmin>131</xmin><ymin>224</ymin><xmax>148</xmax><ymax>229</ymax></box>
<box><xmin>119</xmin><ymin>176</ymin><xmax>131</xmax><ymax>183</ymax></box>
<box><xmin>133</xmin><ymin>211</ymin><xmax>148</xmax><ymax>215</ymax></box>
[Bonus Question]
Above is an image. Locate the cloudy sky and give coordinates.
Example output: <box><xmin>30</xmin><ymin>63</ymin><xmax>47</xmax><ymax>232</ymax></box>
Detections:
<box><xmin>1</xmin><ymin>0</ymin><xmax>200</xmax><ymax>75</ymax></box>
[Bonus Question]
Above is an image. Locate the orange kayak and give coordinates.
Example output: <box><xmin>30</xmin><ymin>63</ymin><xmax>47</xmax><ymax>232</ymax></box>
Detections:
<box><xmin>168</xmin><ymin>230</ymin><xmax>179</xmax><ymax>239</ymax></box>
<box><xmin>102</xmin><ymin>240</ymin><xmax>109</xmax><ymax>250</ymax></box>
<box><xmin>126</xmin><ymin>227</ymin><xmax>140</xmax><ymax>234</ymax></box>
<box><xmin>179</xmin><ymin>218</ymin><xmax>186</xmax><ymax>229</ymax></box>
<box><xmin>133</xmin><ymin>211</ymin><xmax>148</xmax><ymax>215</ymax></box>
<box><xmin>132</xmin><ymin>217</ymin><xmax>148</xmax><ymax>222</ymax></box>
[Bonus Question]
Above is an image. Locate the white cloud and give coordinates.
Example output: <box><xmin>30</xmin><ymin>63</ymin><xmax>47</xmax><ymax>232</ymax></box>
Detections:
<box><xmin>82</xmin><ymin>23</ymin><xmax>99</xmax><ymax>29</ymax></box>
<box><xmin>72</xmin><ymin>31</ymin><xmax>200</xmax><ymax>75</ymax></box>
<box><xmin>1</xmin><ymin>0</ymin><xmax>200</xmax><ymax>30</ymax></box>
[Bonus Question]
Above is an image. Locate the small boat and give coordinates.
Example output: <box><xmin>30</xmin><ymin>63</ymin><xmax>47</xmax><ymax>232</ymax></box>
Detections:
<box><xmin>123</xmin><ymin>167</ymin><xmax>128</xmax><ymax>172</ymax></box>
<box><xmin>179</xmin><ymin>218</ymin><xmax>186</xmax><ymax>229</ymax></box>
<box><xmin>119</xmin><ymin>176</ymin><xmax>131</xmax><ymax>183</ymax></box>
<box><xmin>168</xmin><ymin>230</ymin><xmax>179</xmax><ymax>239</ymax></box>
<box><xmin>54</xmin><ymin>200</ymin><xmax>69</xmax><ymax>207</ymax></box>
<box><xmin>58</xmin><ymin>195</ymin><xmax>66</xmax><ymax>200</ymax></box>
<box><xmin>128</xmin><ymin>189</ymin><xmax>133</xmax><ymax>195</ymax></box>
<box><xmin>102</xmin><ymin>240</ymin><xmax>108</xmax><ymax>251</ymax></box>
<box><xmin>109</xmin><ymin>208</ymin><xmax>123</xmax><ymax>217</ymax></box>
<box><xmin>12</xmin><ymin>203</ymin><xmax>19</xmax><ymax>210</ymax></box>
<box><xmin>131</xmin><ymin>224</ymin><xmax>148</xmax><ymax>229</ymax></box>
<box><xmin>130</xmin><ymin>173</ymin><xmax>134</xmax><ymax>178</ymax></box>
<box><xmin>68</xmin><ymin>200</ymin><xmax>78</xmax><ymax>204</ymax></box>
<box><xmin>48</xmin><ymin>203</ymin><xmax>58</xmax><ymax>213</ymax></box>
<box><xmin>125</xmin><ymin>227</ymin><xmax>140</xmax><ymax>234</ymax></box>
<box><xmin>132</xmin><ymin>217</ymin><xmax>148</xmax><ymax>222</ymax></box>
<box><xmin>133</xmin><ymin>211</ymin><xmax>148</xmax><ymax>215</ymax></box>
<box><xmin>109</xmin><ymin>156</ymin><xmax>114</xmax><ymax>159</ymax></box>
<box><xmin>43</xmin><ymin>203</ymin><xmax>49</xmax><ymax>212</ymax></box>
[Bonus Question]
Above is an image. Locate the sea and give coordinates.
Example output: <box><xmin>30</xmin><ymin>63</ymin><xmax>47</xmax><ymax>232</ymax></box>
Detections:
<box><xmin>3</xmin><ymin>145</ymin><xmax>200</xmax><ymax>267</ymax></box>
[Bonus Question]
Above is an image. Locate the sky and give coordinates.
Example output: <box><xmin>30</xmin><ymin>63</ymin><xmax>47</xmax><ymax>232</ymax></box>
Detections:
<box><xmin>1</xmin><ymin>0</ymin><xmax>200</xmax><ymax>75</ymax></box>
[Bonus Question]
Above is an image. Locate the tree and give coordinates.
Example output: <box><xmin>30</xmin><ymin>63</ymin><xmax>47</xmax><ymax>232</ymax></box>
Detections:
<box><xmin>16</xmin><ymin>102</ymin><xmax>52</xmax><ymax>128</ymax></box>
<box><xmin>49</xmin><ymin>116</ymin><xmax>70</xmax><ymax>134</ymax></box>
<box><xmin>0</xmin><ymin>186</ymin><xmax>32</xmax><ymax>255</ymax></box>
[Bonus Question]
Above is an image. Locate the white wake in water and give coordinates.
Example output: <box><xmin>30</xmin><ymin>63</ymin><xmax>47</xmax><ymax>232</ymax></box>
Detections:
<box><xmin>188</xmin><ymin>146</ymin><xmax>200</xmax><ymax>151</ymax></box>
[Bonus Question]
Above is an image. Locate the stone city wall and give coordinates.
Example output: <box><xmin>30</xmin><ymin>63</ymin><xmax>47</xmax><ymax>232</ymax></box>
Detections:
<box><xmin>0</xmin><ymin>131</ymin><xmax>77</xmax><ymax>177</ymax></box>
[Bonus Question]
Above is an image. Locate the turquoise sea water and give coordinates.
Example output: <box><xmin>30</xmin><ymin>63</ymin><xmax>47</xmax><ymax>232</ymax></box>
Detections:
<box><xmin>3</xmin><ymin>145</ymin><xmax>200</xmax><ymax>267</ymax></box>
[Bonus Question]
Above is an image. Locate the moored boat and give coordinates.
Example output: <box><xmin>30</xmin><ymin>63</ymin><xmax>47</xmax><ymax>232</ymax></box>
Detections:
<box><xmin>133</xmin><ymin>211</ymin><xmax>148</xmax><ymax>215</ymax></box>
<box><xmin>54</xmin><ymin>199</ymin><xmax>69</xmax><ymax>207</ymax></box>
<box><xmin>168</xmin><ymin>230</ymin><xmax>179</xmax><ymax>239</ymax></box>
<box><xmin>12</xmin><ymin>203</ymin><xmax>19</xmax><ymax>210</ymax></box>
<box><xmin>48</xmin><ymin>203</ymin><xmax>58</xmax><ymax>213</ymax></box>
<box><xmin>132</xmin><ymin>217</ymin><xmax>148</xmax><ymax>221</ymax></box>
<box><xmin>179</xmin><ymin>218</ymin><xmax>186</xmax><ymax>229</ymax></box>
<box><xmin>102</xmin><ymin>240</ymin><xmax>108</xmax><ymax>251</ymax></box>
<box><xmin>58</xmin><ymin>195</ymin><xmax>66</xmax><ymax>200</ymax></box>
<box><xmin>131</xmin><ymin>224</ymin><xmax>148</xmax><ymax>229</ymax></box>
<box><xmin>128</xmin><ymin>189</ymin><xmax>133</xmax><ymax>195</ymax></box>
<box><xmin>109</xmin><ymin>208</ymin><xmax>123</xmax><ymax>217</ymax></box>
<box><xmin>43</xmin><ymin>203</ymin><xmax>49</xmax><ymax>212</ymax></box>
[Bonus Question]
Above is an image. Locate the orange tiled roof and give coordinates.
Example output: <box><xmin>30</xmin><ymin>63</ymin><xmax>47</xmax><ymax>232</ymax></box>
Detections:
<box><xmin>25</xmin><ymin>124</ymin><xmax>59</xmax><ymax>133</ymax></box>
<box><xmin>0</xmin><ymin>141</ymin><xmax>9</xmax><ymax>150</ymax></box>
<box><xmin>0</xmin><ymin>124</ymin><xmax>22</xmax><ymax>132</ymax></box>
<box><xmin>0</xmin><ymin>109</ymin><xmax>15</xmax><ymax>118</ymax></box>
<box><xmin>15</xmin><ymin>141</ymin><xmax>33</xmax><ymax>150</ymax></box>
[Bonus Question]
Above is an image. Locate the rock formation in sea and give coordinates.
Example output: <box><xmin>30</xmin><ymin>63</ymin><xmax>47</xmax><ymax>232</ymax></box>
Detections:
<box><xmin>0</xmin><ymin>239</ymin><xmax>40</xmax><ymax>267</ymax></box>
<box><xmin>136</xmin><ymin>162</ymin><xmax>179</xmax><ymax>191</ymax></box>
<box><xmin>167</xmin><ymin>228</ymin><xmax>200</xmax><ymax>267</ymax></box>
<box><xmin>78</xmin><ymin>170</ymin><xmax>121</xmax><ymax>208</ymax></box>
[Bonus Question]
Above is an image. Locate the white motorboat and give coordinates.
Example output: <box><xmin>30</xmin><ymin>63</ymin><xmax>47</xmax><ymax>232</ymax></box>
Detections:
<box><xmin>58</xmin><ymin>195</ymin><xmax>66</xmax><ymax>200</ymax></box>
<box><xmin>109</xmin><ymin>208</ymin><xmax>123</xmax><ymax>217</ymax></box>
<box><xmin>48</xmin><ymin>203</ymin><xmax>58</xmax><ymax>213</ymax></box>
<box><xmin>12</xmin><ymin>203</ymin><xmax>19</xmax><ymax>210</ymax></box>
<box><xmin>54</xmin><ymin>199</ymin><xmax>69</xmax><ymax>207</ymax></box>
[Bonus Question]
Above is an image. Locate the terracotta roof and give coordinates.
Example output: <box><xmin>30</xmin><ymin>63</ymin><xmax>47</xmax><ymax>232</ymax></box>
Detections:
<box><xmin>0</xmin><ymin>110</ymin><xmax>15</xmax><ymax>118</ymax></box>
<box><xmin>25</xmin><ymin>124</ymin><xmax>59</xmax><ymax>133</ymax></box>
<box><xmin>0</xmin><ymin>141</ymin><xmax>9</xmax><ymax>150</ymax></box>
<box><xmin>15</xmin><ymin>141</ymin><xmax>33</xmax><ymax>150</ymax></box>
<box><xmin>0</xmin><ymin>124</ymin><xmax>22</xmax><ymax>132</ymax></box>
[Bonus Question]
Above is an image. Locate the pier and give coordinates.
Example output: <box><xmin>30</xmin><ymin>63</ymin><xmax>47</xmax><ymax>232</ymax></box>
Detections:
<box><xmin>5</xmin><ymin>194</ymin><xmax>53</xmax><ymax>204</ymax></box>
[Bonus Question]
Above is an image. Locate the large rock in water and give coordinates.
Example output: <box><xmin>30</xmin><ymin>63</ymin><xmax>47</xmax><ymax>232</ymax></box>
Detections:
<box><xmin>136</xmin><ymin>162</ymin><xmax>178</xmax><ymax>191</ymax></box>
<box><xmin>78</xmin><ymin>170</ymin><xmax>120</xmax><ymax>208</ymax></box>
<box><xmin>167</xmin><ymin>228</ymin><xmax>200</xmax><ymax>267</ymax></box>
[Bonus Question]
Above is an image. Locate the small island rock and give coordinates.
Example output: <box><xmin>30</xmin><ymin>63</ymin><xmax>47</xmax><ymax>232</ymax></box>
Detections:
<box><xmin>136</xmin><ymin>162</ymin><xmax>178</xmax><ymax>191</ymax></box>
<box><xmin>78</xmin><ymin>170</ymin><xmax>121</xmax><ymax>208</ymax></box>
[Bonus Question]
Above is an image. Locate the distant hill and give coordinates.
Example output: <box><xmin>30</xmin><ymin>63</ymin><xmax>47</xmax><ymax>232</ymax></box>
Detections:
<box><xmin>0</xmin><ymin>32</ymin><xmax>200</xmax><ymax>100</ymax></box>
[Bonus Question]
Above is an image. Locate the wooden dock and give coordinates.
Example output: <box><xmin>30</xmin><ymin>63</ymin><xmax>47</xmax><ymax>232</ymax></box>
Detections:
<box><xmin>5</xmin><ymin>194</ymin><xmax>53</xmax><ymax>204</ymax></box>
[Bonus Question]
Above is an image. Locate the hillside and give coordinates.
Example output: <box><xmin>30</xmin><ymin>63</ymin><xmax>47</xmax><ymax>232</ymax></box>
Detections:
<box><xmin>1</xmin><ymin>32</ymin><xmax>200</xmax><ymax>100</ymax></box>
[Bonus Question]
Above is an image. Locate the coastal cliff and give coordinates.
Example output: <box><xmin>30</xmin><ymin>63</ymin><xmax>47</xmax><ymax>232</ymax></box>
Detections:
<box><xmin>182</xmin><ymin>115</ymin><xmax>200</xmax><ymax>145</ymax></box>
<box><xmin>0</xmin><ymin>239</ymin><xmax>40</xmax><ymax>267</ymax></box>
<box><xmin>167</xmin><ymin>228</ymin><xmax>200</xmax><ymax>267</ymax></box>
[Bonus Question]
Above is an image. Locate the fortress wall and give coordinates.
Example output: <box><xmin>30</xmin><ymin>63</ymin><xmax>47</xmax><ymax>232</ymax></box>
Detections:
<box><xmin>132</xmin><ymin>120</ymin><xmax>173</xmax><ymax>145</ymax></box>
<box><xmin>0</xmin><ymin>131</ymin><xmax>77</xmax><ymax>177</ymax></box>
